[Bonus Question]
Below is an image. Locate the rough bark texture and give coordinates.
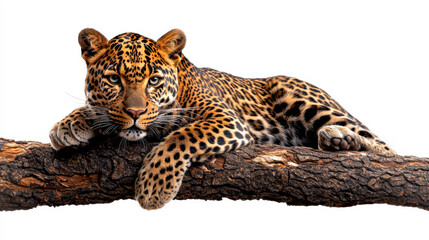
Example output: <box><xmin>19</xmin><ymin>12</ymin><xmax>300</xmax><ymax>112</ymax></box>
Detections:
<box><xmin>0</xmin><ymin>137</ymin><xmax>428</xmax><ymax>211</ymax></box>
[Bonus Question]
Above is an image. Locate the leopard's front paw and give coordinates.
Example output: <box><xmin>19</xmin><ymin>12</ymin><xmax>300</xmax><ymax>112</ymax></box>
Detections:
<box><xmin>318</xmin><ymin>125</ymin><xmax>361</xmax><ymax>151</ymax></box>
<box><xmin>135</xmin><ymin>156</ymin><xmax>186</xmax><ymax>210</ymax></box>
<box><xmin>49</xmin><ymin>107</ymin><xmax>94</xmax><ymax>150</ymax></box>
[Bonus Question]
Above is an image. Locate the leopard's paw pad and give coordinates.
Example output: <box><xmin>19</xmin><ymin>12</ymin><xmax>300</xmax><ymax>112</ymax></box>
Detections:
<box><xmin>318</xmin><ymin>125</ymin><xmax>360</xmax><ymax>151</ymax></box>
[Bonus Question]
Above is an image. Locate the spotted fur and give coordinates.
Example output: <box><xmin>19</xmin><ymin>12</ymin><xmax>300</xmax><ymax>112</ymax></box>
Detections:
<box><xmin>49</xmin><ymin>28</ymin><xmax>395</xmax><ymax>210</ymax></box>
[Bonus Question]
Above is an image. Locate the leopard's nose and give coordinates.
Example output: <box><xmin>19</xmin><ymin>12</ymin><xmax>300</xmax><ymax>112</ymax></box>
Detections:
<box><xmin>125</xmin><ymin>108</ymin><xmax>147</xmax><ymax>120</ymax></box>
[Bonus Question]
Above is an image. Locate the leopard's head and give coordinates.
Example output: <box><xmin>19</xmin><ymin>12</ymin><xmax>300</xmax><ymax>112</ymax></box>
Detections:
<box><xmin>78</xmin><ymin>28</ymin><xmax>186</xmax><ymax>141</ymax></box>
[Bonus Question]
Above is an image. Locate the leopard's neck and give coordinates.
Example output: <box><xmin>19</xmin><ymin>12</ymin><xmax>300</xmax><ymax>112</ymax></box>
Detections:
<box><xmin>176</xmin><ymin>55</ymin><xmax>202</xmax><ymax>103</ymax></box>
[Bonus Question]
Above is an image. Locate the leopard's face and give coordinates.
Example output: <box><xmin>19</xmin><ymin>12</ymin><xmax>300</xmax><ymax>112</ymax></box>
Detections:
<box><xmin>79</xmin><ymin>29</ymin><xmax>185</xmax><ymax>141</ymax></box>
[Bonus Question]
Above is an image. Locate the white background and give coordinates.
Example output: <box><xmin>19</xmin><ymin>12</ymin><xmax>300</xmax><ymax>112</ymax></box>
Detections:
<box><xmin>1</xmin><ymin>0</ymin><xmax>428</xmax><ymax>239</ymax></box>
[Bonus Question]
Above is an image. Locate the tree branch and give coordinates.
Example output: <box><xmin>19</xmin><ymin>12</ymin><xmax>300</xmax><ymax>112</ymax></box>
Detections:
<box><xmin>0</xmin><ymin>137</ymin><xmax>428</xmax><ymax>211</ymax></box>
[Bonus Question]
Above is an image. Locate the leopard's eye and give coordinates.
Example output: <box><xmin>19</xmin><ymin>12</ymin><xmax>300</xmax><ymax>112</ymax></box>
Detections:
<box><xmin>109</xmin><ymin>75</ymin><xmax>121</xmax><ymax>84</ymax></box>
<box><xmin>149</xmin><ymin>76</ymin><xmax>162</xmax><ymax>86</ymax></box>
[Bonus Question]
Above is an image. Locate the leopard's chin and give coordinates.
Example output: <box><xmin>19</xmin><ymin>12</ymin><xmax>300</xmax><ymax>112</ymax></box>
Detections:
<box><xmin>119</xmin><ymin>127</ymin><xmax>147</xmax><ymax>141</ymax></box>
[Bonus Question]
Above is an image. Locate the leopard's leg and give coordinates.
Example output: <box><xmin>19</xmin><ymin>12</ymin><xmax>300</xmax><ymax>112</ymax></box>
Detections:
<box><xmin>135</xmin><ymin>114</ymin><xmax>253</xmax><ymax>210</ymax></box>
<box><xmin>267</xmin><ymin>78</ymin><xmax>395</xmax><ymax>155</ymax></box>
<box><xmin>49</xmin><ymin>106</ymin><xmax>95</xmax><ymax>150</ymax></box>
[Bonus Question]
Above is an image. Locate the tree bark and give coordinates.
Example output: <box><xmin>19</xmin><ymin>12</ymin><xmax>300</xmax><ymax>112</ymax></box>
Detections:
<box><xmin>0</xmin><ymin>137</ymin><xmax>428</xmax><ymax>211</ymax></box>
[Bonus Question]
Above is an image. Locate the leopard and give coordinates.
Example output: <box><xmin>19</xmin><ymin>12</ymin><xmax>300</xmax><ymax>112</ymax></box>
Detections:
<box><xmin>49</xmin><ymin>28</ymin><xmax>395</xmax><ymax>210</ymax></box>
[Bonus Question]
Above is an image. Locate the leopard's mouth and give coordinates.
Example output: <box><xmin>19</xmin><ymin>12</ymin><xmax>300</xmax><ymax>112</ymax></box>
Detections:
<box><xmin>119</xmin><ymin>126</ymin><xmax>147</xmax><ymax>141</ymax></box>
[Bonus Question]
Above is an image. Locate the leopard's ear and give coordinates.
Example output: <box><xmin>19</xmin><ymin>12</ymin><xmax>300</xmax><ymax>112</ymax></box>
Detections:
<box><xmin>157</xmin><ymin>29</ymin><xmax>186</xmax><ymax>66</ymax></box>
<box><xmin>78</xmin><ymin>28</ymin><xmax>108</xmax><ymax>65</ymax></box>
